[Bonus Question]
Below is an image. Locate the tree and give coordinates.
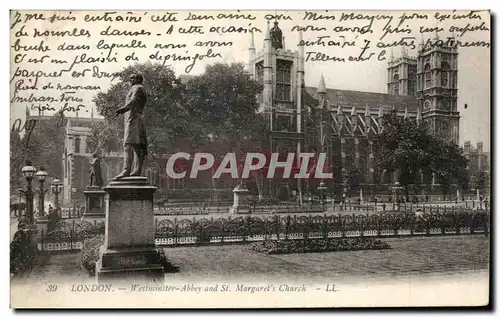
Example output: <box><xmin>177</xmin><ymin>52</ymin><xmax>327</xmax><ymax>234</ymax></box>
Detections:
<box><xmin>375</xmin><ymin>110</ymin><xmax>434</xmax><ymax>198</ymax></box>
<box><xmin>343</xmin><ymin>165</ymin><xmax>361</xmax><ymax>196</ymax></box>
<box><xmin>182</xmin><ymin>63</ymin><xmax>263</xmax><ymax>153</ymax></box>
<box><xmin>431</xmin><ymin>141</ymin><xmax>469</xmax><ymax>200</ymax></box>
<box><xmin>90</xmin><ymin>62</ymin><xmax>206</xmax><ymax>156</ymax></box>
<box><xmin>375</xmin><ymin>109</ymin><xmax>469</xmax><ymax>200</ymax></box>
<box><xmin>21</xmin><ymin>114</ymin><xmax>67</xmax><ymax>180</ymax></box>
<box><xmin>472</xmin><ymin>169</ymin><xmax>490</xmax><ymax>195</ymax></box>
<box><xmin>90</xmin><ymin>62</ymin><xmax>263</xmax><ymax>155</ymax></box>
<box><xmin>10</xmin><ymin>131</ymin><xmax>24</xmax><ymax>191</ymax></box>
<box><xmin>89</xmin><ymin>61</ymin><xmax>264</xmax><ymax>192</ymax></box>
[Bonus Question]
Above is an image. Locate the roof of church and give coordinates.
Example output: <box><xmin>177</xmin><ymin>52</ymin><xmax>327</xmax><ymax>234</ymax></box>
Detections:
<box><xmin>180</xmin><ymin>73</ymin><xmax>420</xmax><ymax>111</ymax></box>
<box><xmin>305</xmin><ymin>87</ymin><xmax>420</xmax><ymax>111</ymax></box>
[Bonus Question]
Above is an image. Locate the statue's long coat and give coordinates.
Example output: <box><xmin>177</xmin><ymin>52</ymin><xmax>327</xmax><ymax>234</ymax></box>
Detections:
<box><xmin>123</xmin><ymin>84</ymin><xmax>148</xmax><ymax>150</ymax></box>
<box><xmin>90</xmin><ymin>158</ymin><xmax>103</xmax><ymax>186</ymax></box>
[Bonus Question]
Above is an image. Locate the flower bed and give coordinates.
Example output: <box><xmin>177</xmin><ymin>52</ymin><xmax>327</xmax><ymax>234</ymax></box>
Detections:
<box><xmin>249</xmin><ymin>237</ymin><xmax>391</xmax><ymax>255</ymax></box>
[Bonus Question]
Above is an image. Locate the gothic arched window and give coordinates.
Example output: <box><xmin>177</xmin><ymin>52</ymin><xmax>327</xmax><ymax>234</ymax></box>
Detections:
<box><xmin>74</xmin><ymin>137</ymin><xmax>81</xmax><ymax>154</ymax></box>
<box><xmin>276</xmin><ymin>60</ymin><xmax>292</xmax><ymax>101</ymax></box>
<box><xmin>393</xmin><ymin>74</ymin><xmax>399</xmax><ymax>95</ymax></box>
<box><xmin>441</xmin><ymin>62</ymin><xmax>450</xmax><ymax>87</ymax></box>
<box><xmin>256</xmin><ymin>61</ymin><xmax>264</xmax><ymax>84</ymax></box>
<box><xmin>424</xmin><ymin>63</ymin><xmax>432</xmax><ymax>88</ymax></box>
<box><xmin>424</xmin><ymin>101</ymin><xmax>431</xmax><ymax>112</ymax></box>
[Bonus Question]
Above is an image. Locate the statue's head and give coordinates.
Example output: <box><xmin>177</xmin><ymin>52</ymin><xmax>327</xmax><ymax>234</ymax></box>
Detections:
<box><xmin>92</xmin><ymin>153</ymin><xmax>98</xmax><ymax>158</ymax></box>
<box><xmin>274</xmin><ymin>21</ymin><xmax>279</xmax><ymax>26</ymax></box>
<box><xmin>129</xmin><ymin>73</ymin><xmax>143</xmax><ymax>85</ymax></box>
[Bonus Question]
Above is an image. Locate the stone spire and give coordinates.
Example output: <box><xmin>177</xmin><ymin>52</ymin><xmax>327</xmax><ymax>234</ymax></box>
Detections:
<box><xmin>378</xmin><ymin>107</ymin><xmax>384</xmax><ymax>118</ymax></box>
<box><xmin>296</xmin><ymin>30</ymin><xmax>304</xmax><ymax>134</ymax></box>
<box><xmin>337</xmin><ymin>106</ymin><xmax>344</xmax><ymax>124</ymax></box>
<box><xmin>434</xmin><ymin>20</ymin><xmax>440</xmax><ymax>40</ymax></box>
<box><xmin>317</xmin><ymin>74</ymin><xmax>326</xmax><ymax>95</ymax></box>
<box><xmin>263</xmin><ymin>20</ymin><xmax>273</xmax><ymax>110</ymax></box>
<box><xmin>351</xmin><ymin>106</ymin><xmax>357</xmax><ymax>117</ymax></box>
<box><xmin>248</xmin><ymin>30</ymin><xmax>256</xmax><ymax>74</ymax></box>
<box><xmin>365</xmin><ymin>104</ymin><xmax>371</xmax><ymax>135</ymax></box>
<box><xmin>351</xmin><ymin>106</ymin><xmax>358</xmax><ymax>128</ymax></box>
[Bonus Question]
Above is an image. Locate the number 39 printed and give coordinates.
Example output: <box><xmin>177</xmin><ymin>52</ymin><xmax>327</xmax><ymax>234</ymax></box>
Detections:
<box><xmin>46</xmin><ymin>284</ymin><xmax>58</xmax><ymax>292</ymax></box>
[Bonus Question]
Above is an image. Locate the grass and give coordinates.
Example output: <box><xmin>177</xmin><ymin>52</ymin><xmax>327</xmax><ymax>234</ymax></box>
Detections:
<box><xmin>11</xmin><ymin>235</ymin><xmax>489</xmax><ymax>284</ymax></box>
<box><xmin>162</xmin><ymin>235</ymin><xmax>490</xmax><ymax>281</ymax></box>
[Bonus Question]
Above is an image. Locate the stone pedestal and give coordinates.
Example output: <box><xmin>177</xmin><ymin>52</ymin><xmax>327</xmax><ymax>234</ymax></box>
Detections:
<box><xmin>229</xmin><ymin>185</ymin><xmax>250</xmax><ymax>215</ymax></box>
<box><xmin>96</xmin><ymin>177</ymin><xmax>164</xmax><ymax>283</ymax></box>
<box><xmin>82</xmin><ymin>186</ymin><xmax>106</xmax><ymax>220</ymax></box>
<box><xmin>35</xmin><ymin>216</ymin><xmax>48</xmax><ymax>242</ymax></box>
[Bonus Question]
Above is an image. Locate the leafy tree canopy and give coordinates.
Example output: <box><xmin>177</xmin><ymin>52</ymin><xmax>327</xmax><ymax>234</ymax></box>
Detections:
<box><xmin>88</xmin><ymin>62</ymin><xmax>264</xmax><ymax>159</ymax></box>
<box><xmin>375</xmin><ymin>109</ymin><xmax>469</xmax><ymax>197</ymax></box>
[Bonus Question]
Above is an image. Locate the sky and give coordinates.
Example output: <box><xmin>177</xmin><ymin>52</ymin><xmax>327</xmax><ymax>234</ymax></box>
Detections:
<box><xmin>9</xmin><ymin>10</ymin><xmax>491</xmax><ymax>150</ymax></box>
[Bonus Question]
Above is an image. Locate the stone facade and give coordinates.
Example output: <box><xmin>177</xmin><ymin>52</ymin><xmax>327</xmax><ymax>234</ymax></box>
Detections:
<box><xmin>27</xmin><ymin>23</ymin><xmax>464</xmax><ymax>201</ymax></box>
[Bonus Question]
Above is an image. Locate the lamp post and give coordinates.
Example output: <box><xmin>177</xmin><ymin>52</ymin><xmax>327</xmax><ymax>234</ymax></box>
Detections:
<box><xmin>51</xmin><ymin>178</ymin><xmax>63</xmax><ymax>211</ymax></box>
<box><xmin>35</xmin><ymin>166</ymin><xmax>48</xmax><ymax>218</ymax></box>
<box><xmin>20</xmin><ymin>160</ymin><xmax>37</xmax><ymax>224</ymax></box>
<box><xmin>16</xmin><ymin>188</ymin><xmax>23</xmax><ymax>219</ymax></box>
<box><xmin>318</xmin><ymin>180</ymin><xmax>327</xmax><ymax>212</ymax></box>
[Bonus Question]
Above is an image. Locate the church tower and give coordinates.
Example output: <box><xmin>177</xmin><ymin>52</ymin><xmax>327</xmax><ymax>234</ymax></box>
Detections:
<box><xmin>387</xmin><ymin>47</ymin><xmax>418</xmax><ymax>96</ymax></box>
<box><xmin>416</xmin><ymin>33</ymin><xmax>460</xmax><ymax>144</ymax></box>
<box><xmin>248</xmin><ymin>20</ymin><xmax>304</xmax><ymax>196</ymax></box>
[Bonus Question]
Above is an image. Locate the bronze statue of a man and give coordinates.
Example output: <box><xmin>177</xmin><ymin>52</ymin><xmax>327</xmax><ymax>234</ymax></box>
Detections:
<box><xmin>114</xmin><ymin>73</ymin><xmax>148</xmax><ymax>179</ymax></box>
<box><xmin>270</xmin><ymin>21</ymin><xmax>283</xmax><ymax>49</ymax></box>
<box><xmin>89</xmin><ymin>153</ymin><xmax>103</xmax><ymax>186</ymax></box>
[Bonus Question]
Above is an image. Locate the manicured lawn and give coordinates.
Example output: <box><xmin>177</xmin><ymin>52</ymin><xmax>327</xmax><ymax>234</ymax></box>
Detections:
<box><xmin>162</xmin><ymin>235</ymin><xmax>489</xmax><ymax>282</ymax></box>
<box><xmin>12</xmin><ymin>235</ymin><xmax>489</xmax><ymax>285</ymax></box>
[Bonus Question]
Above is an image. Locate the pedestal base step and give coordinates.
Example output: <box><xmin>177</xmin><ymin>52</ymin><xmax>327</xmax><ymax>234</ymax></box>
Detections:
<box><xmin>96</xmin><ymin>245</ymin><xmax>164</xmax><ymax>283</ymax></box>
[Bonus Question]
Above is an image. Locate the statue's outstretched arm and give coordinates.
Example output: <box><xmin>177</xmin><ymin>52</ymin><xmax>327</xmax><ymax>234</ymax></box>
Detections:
<box><xmin>116</xmin><ymin>86</ymin><xmax>145</xmax><ymax>114</ymax></box>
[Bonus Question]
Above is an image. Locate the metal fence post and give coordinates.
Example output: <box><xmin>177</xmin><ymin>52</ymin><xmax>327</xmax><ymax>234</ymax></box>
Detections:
<box><xmin>71</xmin><ymin>220</ymin><xmax>75</xmax><ymax>250</ymax></box>
<box><xmin>40</xmin><ymin>229</ymin><xmax>44</xmax><ymax>251</ymax></box>
<box><xmin>323</xmin><ymin>214</ymin><xmax>328</xmax><ymax>239</ymax></box>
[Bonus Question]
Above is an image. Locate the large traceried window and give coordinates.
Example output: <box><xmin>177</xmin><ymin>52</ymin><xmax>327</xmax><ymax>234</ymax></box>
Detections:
<box><xmin>441</xmin><ymin>61</ymin><xmax>450</xmax><ymax>87</ymax></box>
<box><xmin>276</xmin><ymin>60</ymin><xmax>292</xmax><ymax>102</ymax></box>
<box><xmin>408</xmin><ymin>65</ymin><xmax>417</xmax><ymax>96</ymax></box>
<box><xmin>256</xmin><ymin>61</ymin><xmax>264</xmax><ymax>84</ymax></box>
<box><xmin>393</xmin><ymin>74</ymin><xmax>399</xmax><ymax>95</ymax></box>
<box><xmin>424</xmin><ymin>63</ymin><xmax>432</xmax><ymax>88</ymax></box>
<box><xmin>74</xmin><ymin>137</ymin><xmax>81</xmax><ymax>154</ymax></box>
